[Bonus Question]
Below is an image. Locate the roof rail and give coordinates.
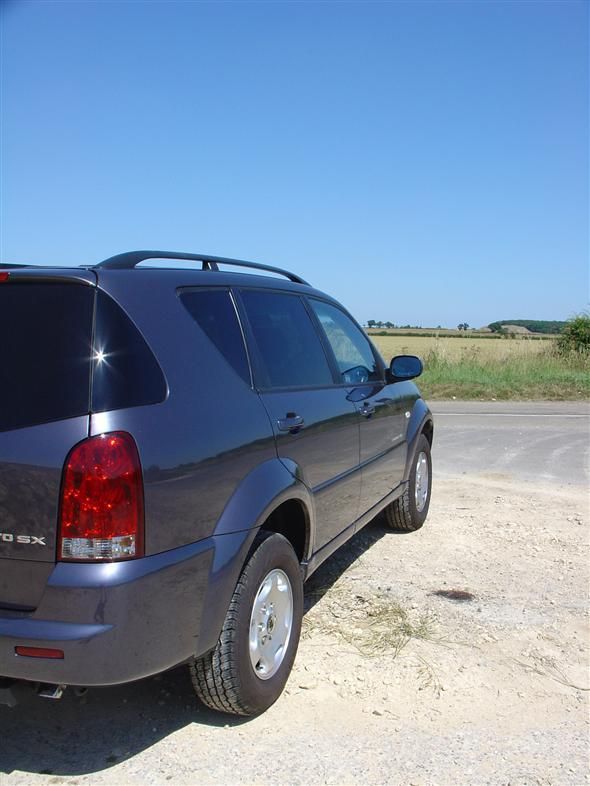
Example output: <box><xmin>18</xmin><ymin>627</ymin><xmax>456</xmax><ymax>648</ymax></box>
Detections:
<box><xmin>94</xmin><ymin>250</ymin><xmax>310</xmax><ymax>285</ymax></box>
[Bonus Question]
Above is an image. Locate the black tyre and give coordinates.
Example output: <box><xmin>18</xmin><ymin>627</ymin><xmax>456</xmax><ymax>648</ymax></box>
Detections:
<box><xmin>190</xmin><ymin>531</ymin><xmax>303</xmax><ymax>716</ymax></box>
<box><xmin>385</xmin><ymin>433</ymin><xmax>432</xmax><ymax>532</ymax></box>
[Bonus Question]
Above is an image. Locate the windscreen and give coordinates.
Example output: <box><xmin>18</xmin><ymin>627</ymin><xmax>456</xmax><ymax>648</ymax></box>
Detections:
<box><xmin>0</xmin><ymin>283</ymin><xmax>94</xmax><ymax>432</ymax></box>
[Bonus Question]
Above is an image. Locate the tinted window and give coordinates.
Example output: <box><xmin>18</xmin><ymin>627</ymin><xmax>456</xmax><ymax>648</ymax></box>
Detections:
<box><xmin>0</xmin><ymin>283</ymin><xmax>93</xmax><ymax>432</ymax></box>
<box><xmin>179</xmin><ymin>290</ymin><xmax>250</xmax><ymax>384</ymax></box>
<box><xmin>92</xmin><ymin>291</ymin><xmax>167</xmax><ymax>412</ymax></box>
<box><xmin>240</xmin><ymin>291</ymin><xmax>333</xmax><ymax>388</ymax></box>
<box><xmin>309</xmin><ymin>299</ymin><xmax>381</xmax><ymax>384</ymax></box>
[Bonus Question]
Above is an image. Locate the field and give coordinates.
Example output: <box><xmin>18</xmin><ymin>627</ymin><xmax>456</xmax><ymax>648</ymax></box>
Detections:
<box><xmin>371</xmin><ymin>334</ymin><xmax>553</xmax><ymax>359</ymax></box>
<box><xmin>369</xmin><ymin>334</ymin><xmax>589</xmax><ymax>400</ymax></box>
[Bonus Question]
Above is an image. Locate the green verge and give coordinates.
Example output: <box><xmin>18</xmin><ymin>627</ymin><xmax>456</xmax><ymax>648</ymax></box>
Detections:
<box><xmin>417</xmin><ymin>350</ymin><xmax>590</xmax><ymax>401</ymax></box>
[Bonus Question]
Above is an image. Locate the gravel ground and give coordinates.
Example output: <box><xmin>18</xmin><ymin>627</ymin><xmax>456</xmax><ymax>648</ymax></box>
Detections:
<box><xmin>1</xmin><ymin>407</ymin><xmax>588</xmax><ymax>786</ymax></box>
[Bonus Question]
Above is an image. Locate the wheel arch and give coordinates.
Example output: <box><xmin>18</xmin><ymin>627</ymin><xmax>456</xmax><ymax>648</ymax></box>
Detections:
<box><xmin>421</xmin><ymin>417</ymin><xmax>434</xmax><ymax>447</ymax></box>
<box><xmin>196</xmin><ymin>458</ymin><xmax>313</xmax><ymax>656</ymax></box>
<box><xmin>404</xmin><ymin>399</ymin><xmax>434</xmax><ymax>481</ymax></box>
<box><xmin>213</xmin><ymin>457</ymin><xmax>314</xmax><ymax>555</ymax></box>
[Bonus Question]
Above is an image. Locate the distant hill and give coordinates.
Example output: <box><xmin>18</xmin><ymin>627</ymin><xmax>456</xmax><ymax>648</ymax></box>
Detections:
<box><xmin>488</xmin><ymin>320</ymin><xmax>566</xmax><ymax>335</ymax></box>
<box><xmin>499</xmin><ymin>324</ymin><xmax>531</xmax><ymax>335</ymax></box>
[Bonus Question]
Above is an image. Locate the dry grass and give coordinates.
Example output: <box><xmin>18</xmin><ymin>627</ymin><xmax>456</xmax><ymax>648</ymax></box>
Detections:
<box><xmin>513</xmin><ymin>651</ymin><xmax>590</xmax><ymax>692</ymax></box>
<box><xmin>303</xmin><ymin>584</ymin><xmax>438</xmax><ymax>659</ymax></box>
<box><xmin>372</xmin><ymin>334</ymin><xmax>553</xmax><ymax>361</ymax></box>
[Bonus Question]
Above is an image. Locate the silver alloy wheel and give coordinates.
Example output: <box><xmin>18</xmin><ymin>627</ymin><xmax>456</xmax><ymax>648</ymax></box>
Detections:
<box><xmin>249</xmin><ymin>568</ymin><xmax>293</xmax><ymax>681</ymax></box>
<box><xmin>414</xmin><ymin>451</ymin><xmax>429</xmax><ymax>513</ymax></box>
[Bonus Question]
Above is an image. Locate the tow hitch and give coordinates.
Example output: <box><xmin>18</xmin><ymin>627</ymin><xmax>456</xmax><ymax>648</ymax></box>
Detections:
<box><xmin>0</xmin><ymin>679</ymin><xmax>67</xmax><ymax>707</ymax></box>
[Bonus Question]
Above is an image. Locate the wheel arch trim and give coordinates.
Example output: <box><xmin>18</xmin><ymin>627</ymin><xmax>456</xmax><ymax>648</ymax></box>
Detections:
<box><xmin>196</xmin><ymin>459</ymin><xmax>313</xmax><ymax>656</ymax></box>
<box><xmin>212</xmin><ymin>457</ymin><xmax>315</xmax><ymax>551</ymax></box>
<box><xmin>404</xmin><ymin>399</ymin><xmax>434</xmax><ymax>481</ymax></box>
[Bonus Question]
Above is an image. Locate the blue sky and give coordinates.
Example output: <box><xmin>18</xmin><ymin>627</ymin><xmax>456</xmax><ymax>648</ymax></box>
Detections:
<box><xmin>1</xmin><ymin>0</ymin><xmax>587</xmax><ymax>327</ymax></box>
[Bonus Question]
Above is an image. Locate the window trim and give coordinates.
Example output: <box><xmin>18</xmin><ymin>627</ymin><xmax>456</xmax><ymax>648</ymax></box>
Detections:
<box><xmin>234</xmin><ymin>287</ymin><xmax>340</xmax><ymax>392</ymax></box>
<box><xmin>229</xmin><ymin>289</ymin><xmax>255</xmax><ymax>388</ymax></box>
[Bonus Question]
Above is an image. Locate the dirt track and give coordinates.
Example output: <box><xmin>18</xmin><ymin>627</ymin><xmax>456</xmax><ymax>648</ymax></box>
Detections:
<box><xmin>1</xmin><ymin>404</ymin><xmax>588</xmax><ymax>786</ymax></box>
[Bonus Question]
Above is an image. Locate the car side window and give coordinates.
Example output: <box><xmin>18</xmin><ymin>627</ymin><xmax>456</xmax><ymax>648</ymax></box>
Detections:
<box><xmin>309</xmin><ymin>299</ymin><xmax>382</xmax><ymax>384</ymax></box>
<box><xmin>240</xmin><ymin>290</ymin><xmax>334</xmax><ymax>389</ymax></box>
<box><xmin>179</xmin><ymin>289</ymin><xmax>251</xmax><ymax>384</ymax></box>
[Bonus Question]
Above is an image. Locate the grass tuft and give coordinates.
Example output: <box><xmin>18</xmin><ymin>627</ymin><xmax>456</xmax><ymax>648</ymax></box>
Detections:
<box><xmin>303</xmin><ymin>587</ymin><xmax>438</xmax><ymax>659</ymax></box>
<box><xmin>513</xmin><ymin>651</ymin><xmax>590</xmax><ymax>691</ymax></box>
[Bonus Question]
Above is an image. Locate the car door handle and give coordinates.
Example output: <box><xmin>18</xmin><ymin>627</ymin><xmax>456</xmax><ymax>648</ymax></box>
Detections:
<box><xmin>277</xmin><ymin>413</ymin><xmax>305</xmax><ymax>433</ymax></box>
<box><xmin>359</xmin><ymin>402</ymin><xmax>376</xmax><ymax>418</ymax></box>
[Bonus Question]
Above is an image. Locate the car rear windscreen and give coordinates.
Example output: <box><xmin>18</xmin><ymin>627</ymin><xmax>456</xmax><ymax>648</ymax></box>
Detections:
<box><xmin>0</xmin><ymin>283</ymin><xmax>167</xmax><ymax>432</ymax></box>
<box><xmin>0</xmin><ymin>283</ymin><xmax>94</xmax><ymax>432</ymax></box>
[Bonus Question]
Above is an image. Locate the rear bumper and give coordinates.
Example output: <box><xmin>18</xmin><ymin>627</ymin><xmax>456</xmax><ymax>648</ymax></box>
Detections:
<box><xmin>0</xmin><ymin>532</ymin><xmax>248</xmax><ymax>686</ymax></box>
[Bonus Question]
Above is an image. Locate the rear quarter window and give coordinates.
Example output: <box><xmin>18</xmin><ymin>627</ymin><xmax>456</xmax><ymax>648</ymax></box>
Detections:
<box><xmin>91</xmin><ymin>290</ymin><xmax>168</xmax><ymax>412</ymax></box>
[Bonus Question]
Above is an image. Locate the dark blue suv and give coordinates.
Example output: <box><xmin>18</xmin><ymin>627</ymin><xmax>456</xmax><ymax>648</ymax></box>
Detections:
<box><xmin>0</xmin><ymin>251</ymin><xmax>433</xmax><ymax>716</ymax></box>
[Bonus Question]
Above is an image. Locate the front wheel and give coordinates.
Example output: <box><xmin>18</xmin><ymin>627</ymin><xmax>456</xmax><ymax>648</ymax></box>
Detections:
<box><xmin>385</xmin><ymin>433</ymin><xmax>432</xmax><ymax>532</ymax></box>
<box><xmin>190</xmin><ymin>531</ymin><xmax>303</xmax><ymax>716</ymax></box>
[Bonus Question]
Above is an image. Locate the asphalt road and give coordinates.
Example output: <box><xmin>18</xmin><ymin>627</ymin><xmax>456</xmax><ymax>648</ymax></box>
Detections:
<box><xmin>431</xmin><ymin>400</ymin><xmax>590</xmax><ymax>487</ymax></box>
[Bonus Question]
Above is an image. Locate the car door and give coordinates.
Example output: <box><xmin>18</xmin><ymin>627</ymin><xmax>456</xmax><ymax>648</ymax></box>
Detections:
<box><xmin>307</xmin><ymin>298</ymin><xmax>408</xmax><ymax>515</ymax></box>
<box><xmin>237</xmin><ymin>288</ymin><xmax>361</xmax><ymax>551</ymax></box>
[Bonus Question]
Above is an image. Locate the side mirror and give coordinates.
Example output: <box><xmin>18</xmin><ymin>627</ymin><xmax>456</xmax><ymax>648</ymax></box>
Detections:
<box><xmin>389</xmin><ymin>354</ymin><xmax>423</xmax><ymax>382</ymax></box>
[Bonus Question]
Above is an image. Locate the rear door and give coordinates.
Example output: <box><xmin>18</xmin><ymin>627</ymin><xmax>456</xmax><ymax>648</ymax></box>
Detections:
<box><xmin>307</xmin><ymin>298</ymin><xmax>408</xmax><ymax>514</ymax></box>
<box><xmin>0</xmin><ymin>278</ymin><xmax>94</xmax><ymax>608</ymax></box>
<box><xmin>237</xmin><ymin>289</ymin><xmax>361</xmax><ymax>550</ymax></box>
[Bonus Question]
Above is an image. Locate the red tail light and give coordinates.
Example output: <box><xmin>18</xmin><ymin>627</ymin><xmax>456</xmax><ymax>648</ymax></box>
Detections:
<box><xmin>16</xmin><ymin>646</ymin><xmax>64</xmax><ymax>659</ymax></box>
<box><xmin>59</xmin><ymin>432</ymin><xmax>144</xmax><ymax>561</ymax></box>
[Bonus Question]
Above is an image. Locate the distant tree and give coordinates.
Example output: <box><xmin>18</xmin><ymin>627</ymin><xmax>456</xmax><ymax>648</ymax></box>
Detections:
<box><xmin>558</xmin><ymin>313</ymin><xmax>590</xmax><ymax>355</ymax></box>
<box><xmin>367</xmin><ymin>320</ymin><xmax>376</xmax><ymax>329</ymax></box>
<box><xmin>385</xmin><ymin>321</ymin><xmax>394</xmax><ymax>329</ymax></box>
<box><xmin>488</xmin><ymin>320</ymin><xmax>566</xmax><ymax>335</ymax></box>
<box><xmin>376</xmin><ymin>320</ymin><xmax>383</xmax><ymax>329</ymax></box>
<box><xmin>457</xmin><ymin>323</ymin><xmax>469</xmax><ymax>331</ymax></box>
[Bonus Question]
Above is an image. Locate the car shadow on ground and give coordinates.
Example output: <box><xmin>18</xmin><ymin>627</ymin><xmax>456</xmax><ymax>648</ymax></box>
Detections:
<box><xmin>0</xmin><ymin>516</ymin><xmax>397</xmax><ymax>777</ymax></box>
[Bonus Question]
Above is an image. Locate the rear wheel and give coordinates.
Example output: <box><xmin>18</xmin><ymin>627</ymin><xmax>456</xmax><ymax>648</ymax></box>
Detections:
<box><xmin>385</xmin><ymin>433</ymin><xmax>432</xmax><ymax>532</ymax></box>
<box><xmin>190</xmin><ymin>531</ymin><xmax>303</xmax><ymax>716</ymax></box>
